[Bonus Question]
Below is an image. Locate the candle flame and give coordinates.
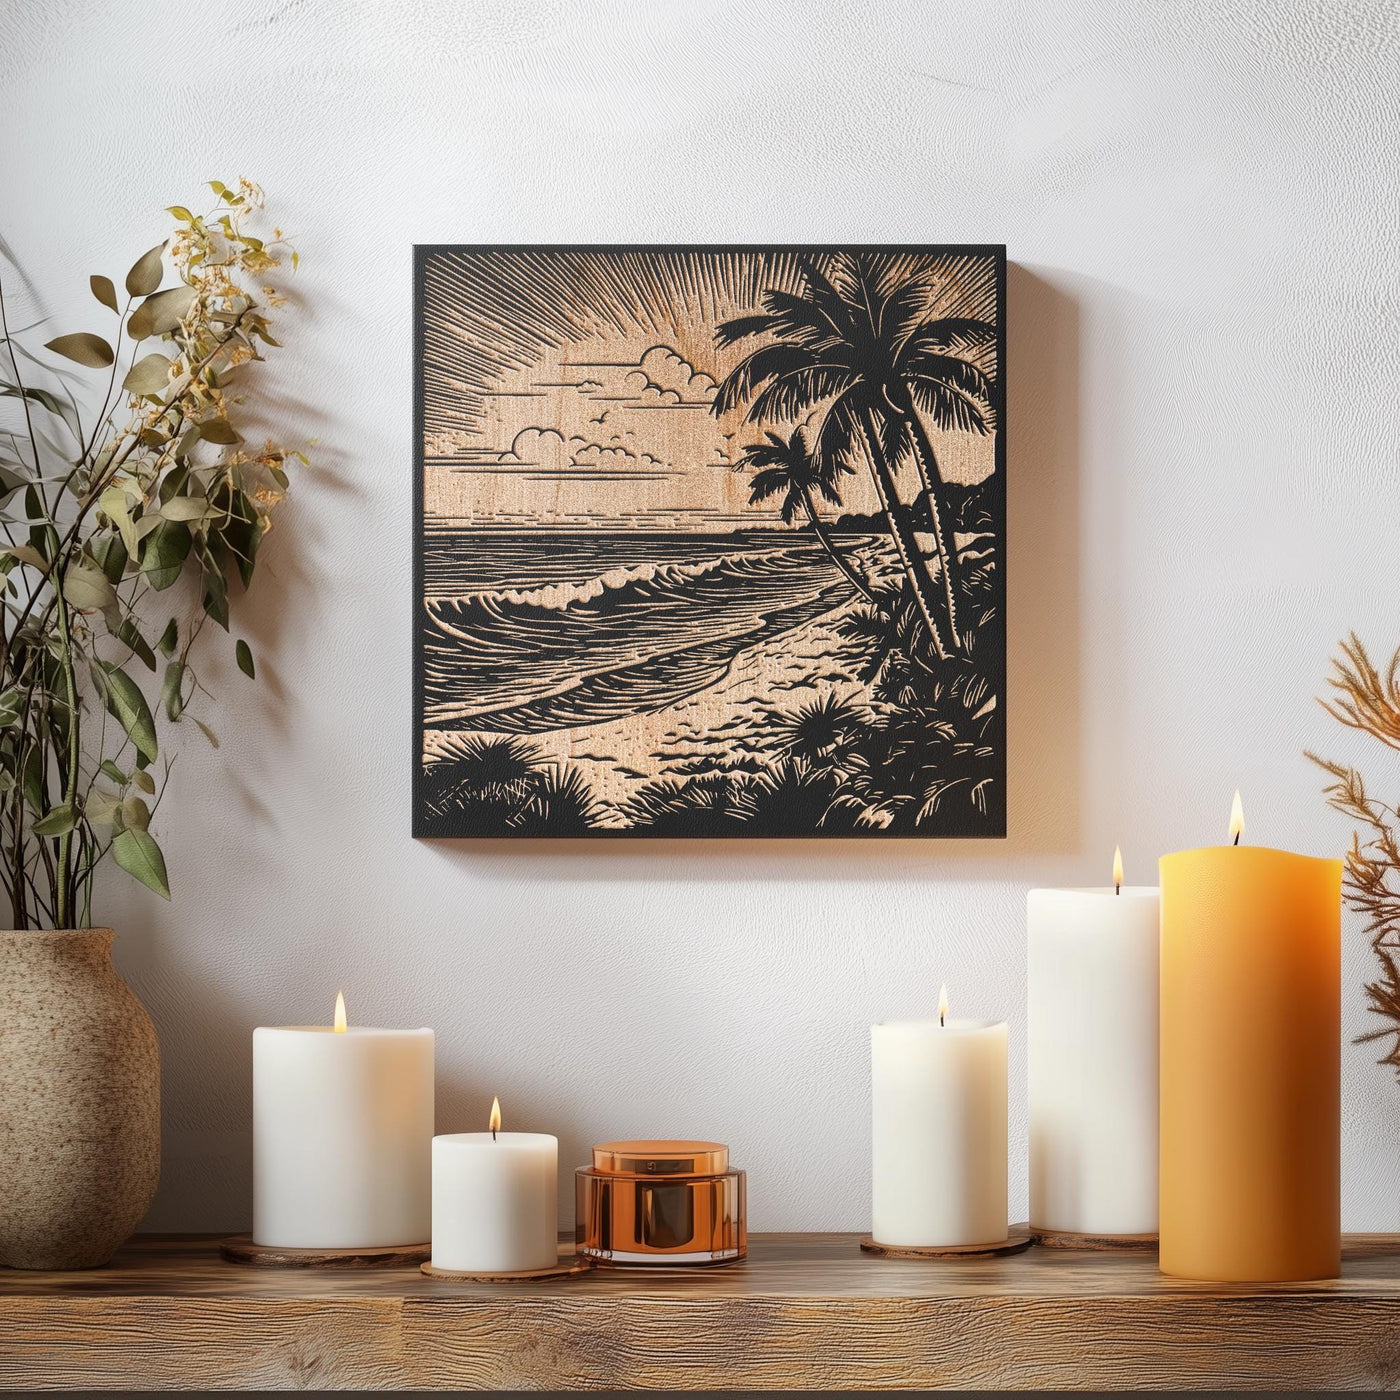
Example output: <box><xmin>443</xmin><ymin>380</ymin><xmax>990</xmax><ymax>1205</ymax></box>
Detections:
<box><xmin>938</xmin><ymin>982</ymin><xmax>949</xmax><ymax>1027</ymax></box>
<box><xmin>333</xmin><ymin>990</ymin><xmax>347</xmax><ymax>1033</ymax></box>
<box><xmin>1229</xmin><ymin>789</ymin><xmax>1245</xmax><ymax>845</ymax></box>
<box><xmin>488</xmin><ymin>1095</ymin><xmax>501</xmax><ymax>1138</ymax></box>
<box><xmin>1113</xmin><ymin>845</ymin><xmax>1124</xmax><ymax>892</ymax></box>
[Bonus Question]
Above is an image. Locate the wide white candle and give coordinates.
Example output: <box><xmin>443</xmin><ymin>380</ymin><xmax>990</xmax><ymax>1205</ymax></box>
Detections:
<box><xmin>253</xmin><ymin>993</ymin><xmax>433</xmax><ymax>1248</ymax></box>
<box><xmin>871</xmin><ymin>986</ymin><xmax>1008</xmax><ymax>1247</ymax></box>
<box><xmin>431</xmin><ymin>1098</ymin><xmax>558</xmax><ymax>1273</ymax></box>
<box><xmin>1027</xmin><ymin>851</ymin><xmax>1160</xmax><ymax>1236</ymax></box>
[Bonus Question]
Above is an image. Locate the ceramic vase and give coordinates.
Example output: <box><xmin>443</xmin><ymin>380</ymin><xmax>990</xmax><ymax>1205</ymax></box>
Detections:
<box><xmin>0</xmin><ymin>928</ymin><xmax>160</xmax><ymax>1269</ymax></box>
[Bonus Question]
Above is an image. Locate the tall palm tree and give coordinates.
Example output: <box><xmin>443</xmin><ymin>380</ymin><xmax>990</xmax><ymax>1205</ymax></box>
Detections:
<box><xmin>736</xmin><ymin>427</ymin><xmax>875</xmax><ymax>600</ymax></box>
<box><xmin>712</xmin><ymin>253</ymin><xmax>997</xmax><ymax>660</ymax></box>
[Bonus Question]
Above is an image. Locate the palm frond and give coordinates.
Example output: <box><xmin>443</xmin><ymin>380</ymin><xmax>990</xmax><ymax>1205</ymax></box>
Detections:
<box><xmin>907</xmin><ymin>377</ymin><xmax>991</xmax><ymax>435</ymax></box>
<box><xmin>745</xmin><ymin>365</ymin><xmax>858</xmax><ymax>426</ymax></box>
<box><xmin>712</xmin><ymin>342</ymin><xmax>821</xmax><ymax>417</ymax></box>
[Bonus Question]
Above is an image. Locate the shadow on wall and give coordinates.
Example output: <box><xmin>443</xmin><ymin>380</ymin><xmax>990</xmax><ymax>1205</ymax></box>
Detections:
<box><xmin>423</xmin><ymin>263</ymin><xmax>1083</xmax><ymax>882</ymax></box>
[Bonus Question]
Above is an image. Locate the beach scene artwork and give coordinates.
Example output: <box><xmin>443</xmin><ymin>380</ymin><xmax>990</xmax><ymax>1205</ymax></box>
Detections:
<box><xmin>414</xmin><ymin>246</ymin><xmax>1005</xmax><ymax>837</ymax></box>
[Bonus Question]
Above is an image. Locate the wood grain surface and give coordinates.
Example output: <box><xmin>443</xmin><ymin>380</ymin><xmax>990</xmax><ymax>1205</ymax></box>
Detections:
<box><xmin>2</xmin><ymin>1233</ymin><xmax>1400</xmax><ymax>1390</ymax></box>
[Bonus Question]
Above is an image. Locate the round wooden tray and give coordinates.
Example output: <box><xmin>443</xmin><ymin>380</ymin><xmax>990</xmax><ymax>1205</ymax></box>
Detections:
<box><xmin>421</xmin><ymin>1252</ymin><xmax>591</xmax><ymax>1282</ymax></box>
<box><xmin>1029</xmin><ymin>1226</ymin><xmax>1159</xmax><ymax>1251</ymax></box>
<box><xmin>219</xmin><ymin>1235</ymin><xmax>430</xmax><ymax>1268</ymax></box>
<box><xmin>860</xmin><ymin>1223</ymin><xmax>1033</xmax><ymax>1259</ymax></box>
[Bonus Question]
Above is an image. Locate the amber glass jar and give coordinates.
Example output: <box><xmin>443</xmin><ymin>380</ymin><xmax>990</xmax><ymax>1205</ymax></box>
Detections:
<box><xmin>575</xmin><ymin>1140</ymin><xmax>746</xmax><ymax>1266</ymax></box>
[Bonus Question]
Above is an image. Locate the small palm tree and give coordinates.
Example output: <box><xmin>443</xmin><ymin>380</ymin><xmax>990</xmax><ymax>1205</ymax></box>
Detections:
<box><xmin>736</xmin><ymin>428</ymin><xmax>875</xmax><ymax>600</ymax></box>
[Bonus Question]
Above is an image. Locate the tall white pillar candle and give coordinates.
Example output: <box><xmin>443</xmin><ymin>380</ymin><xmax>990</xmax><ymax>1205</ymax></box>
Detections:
<box><xmin>1027</xmin><ymin>860</ymin><xmax>1160</xmax><ymax>1236</ymax></box>
<box><xmin>431</xmin><ymin>1100</ymin><xmax>558</xmax><ymax>1273</ymax></box>
<box><xmin>253</xmin><ymin>994</ymin><xmax>433</xmax><ymax>1248</ymax></box>
<box><xmin>871</xmin><ymin>989</ymin><xmax>1008</xmax><ymax>1247</ymax></box>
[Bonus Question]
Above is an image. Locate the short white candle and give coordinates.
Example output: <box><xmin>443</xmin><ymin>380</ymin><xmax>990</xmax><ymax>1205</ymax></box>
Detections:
<box><xmin>1028</xmin><ymin>849</ymin><xmax>1160</xmax><ymax>1236</ymax></box>
<box><xmin>871</xmin><ymin>985</ymin><xmax>1008</xmax><ymax>1248</ymax></box>
<box><xmin>253</xmin><ymin>992</ymin><xmax>433</xmax><ymax>1249</ymax></box>
<box><xmin>431</xmin><ymin>1097</ymin><xmax>558</xmax><ymax>1273</ymax></box>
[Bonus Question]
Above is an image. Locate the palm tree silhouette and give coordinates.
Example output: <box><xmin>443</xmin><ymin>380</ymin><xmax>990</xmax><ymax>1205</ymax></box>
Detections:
<box><xmin>736</xmin><ymin>427</ymin><xmax>875</xmax><ymax>601</ymax></box>
<box><xmin>712</xmin><ymin>253</ymin><xmax>996</xmax><ymax>659</ymax></box>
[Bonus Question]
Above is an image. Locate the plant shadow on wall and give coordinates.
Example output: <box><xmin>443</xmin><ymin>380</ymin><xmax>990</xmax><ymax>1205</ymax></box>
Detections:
<box><xmin>420</xmin><ymin>263</ymin><xmax>1081</xmax><ymax>877</ymax></box>
<box><xmin>0</xmin><ymin>181</ymin><xmax>301</xmax><ymax>927</ymax></box>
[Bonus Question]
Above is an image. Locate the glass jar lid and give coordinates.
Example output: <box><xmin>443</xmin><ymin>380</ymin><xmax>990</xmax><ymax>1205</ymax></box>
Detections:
<box><xmin>590</xmin><ymin>1139</ymin><xmax>729</xmax><ymax>1176</ymax></box>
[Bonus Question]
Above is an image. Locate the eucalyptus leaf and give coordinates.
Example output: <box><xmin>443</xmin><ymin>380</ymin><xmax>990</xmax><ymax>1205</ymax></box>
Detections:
<box><xmin>91</xmin><ymin>531</ymin><xmax>129</xmax><ymax>586</ymax></box>
<box><xmin>112</xmin><ymin>826</ymin><xmax>170</xmax><ymax>900</ymax></box>
<box><xmin>121</xmin><ymin>795</ymin><xmax>151</xmax><ymax>831</ymax></box>
<box><xmin>99</xmin><ymin>760</ymin><xmax>128</xmax><ymax>785</ymax></box>
<box><xmin>32</xmin><ymin>804</ymin><xmax>76</xmax><ymax>837</ymax></box>
<box><xmin>61</xmin><ymin>564</ymin><xmax>118</xmax><ymax>612</ymax></box>
<box><xmin>159</xmin><ymin>494</ymin><xmax>213</xmax><ymax>523</ymax></box>
<box><xmin>3</xmin><ymin>545</ymin><xmax>49</xmax><ymax>574</ymax></box>
<box><xmin>235</xmin><ymin>639</ymin><xmax>255</xmax><ymax>679</ymax></box>
<box><xmin>161</xmin><ymin>660</ymin><xmax>184</xmax><ymax>720</ymax></box>
<box><xmin>85</xmin><ymin>789</ymin><xmax>123</xmax><ymax>828</ymax></box>
<box><xmin>125</xmin><ymin>242</ymin><xmax>167</xmax><ymax>298</ymax></box>
<box><xmin>115</xmin><ymin>616</ymin><xmax>156</xmax><ymax>672</ymax></box>
<box><xmin>0</xmin><ymin>689</ymin><xmax>22</xmax><ymax>727</ymax></box>
<box><xmin>122</xmin><ymin>353</ymin><xmax>171</xmax><ymax>396</ymax></box>
<box><xmin>157</xmin><ymin>618</ymin><xmax>178</xmax><ymax>658</ymax></box>
<box><xmin>90</xmin><ymin>275</ymin><xmax>119</xmax><ymax>313</ymax></box>
<box><xmin>198</xmin><ymin>416</ymin><xmax>241</xmax><ymax>446</ymax></box>
<box><xmin>95</xmin><ymin>662</ymin><xmax>158</xmax><ymax>763</ymax></box>
<box><xmin>127</xmin><ymin>285</ymin><xmax>195</xmax><ymax>341</ymax></box>
<box><xmin>140</xmin><ymin>520</ymin><xmax>191</xmax><ymax>591</ymax></box>
<box><xmin>132</xmin><ymin>769</ymin><xmax>155</xmax><ymax>795</ymax></box>
<box><xmin>44</xmin><ymin>333</ymin><xmax>114</xmax><ymax>369</ymax></box>
<box><xmin>195</xmin><ymin>719</ymin><xmax>219</xmax><ymax>749</ymax></box>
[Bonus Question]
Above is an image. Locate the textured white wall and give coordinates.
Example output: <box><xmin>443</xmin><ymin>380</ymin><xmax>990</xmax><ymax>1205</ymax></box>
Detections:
<box><xmin>2</xmin><ymin>0</ymin><xmax>1398</xmax><ymax>1232</ymax></box>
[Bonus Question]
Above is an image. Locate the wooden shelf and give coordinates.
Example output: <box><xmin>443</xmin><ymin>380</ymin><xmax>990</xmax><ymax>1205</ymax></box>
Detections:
<box><xmin>2</xmin><ymin>1233</ymin><xmax>1399</xmax><ymax>1390</ymax></box>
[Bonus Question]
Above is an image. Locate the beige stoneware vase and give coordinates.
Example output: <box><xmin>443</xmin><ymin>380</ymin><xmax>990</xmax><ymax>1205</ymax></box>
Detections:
<box><xmin>0</xmin><ymin>928</ymin><xmax>160</xmax><ymax>1269</ymax></box>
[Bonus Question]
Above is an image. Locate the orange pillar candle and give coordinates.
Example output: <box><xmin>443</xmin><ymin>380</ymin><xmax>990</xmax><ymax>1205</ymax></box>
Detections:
<box><xmin>1159</xmin><ymin>793</ymin><xmax>1342</xmax><ymax>1282</ymax></box>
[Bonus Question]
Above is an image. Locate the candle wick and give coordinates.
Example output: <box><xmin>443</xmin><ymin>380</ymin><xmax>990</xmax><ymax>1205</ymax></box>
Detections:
<box><xmin>492</xmin><ymin>1128</ymin><xmax>497</xmax><ymax>1142</ymax></box>
<box><xmin>1233</xmin><ymin>832</ymin><xmax>1240</xmax><ymax>846</ymax></box>
<box><xmin>939</xmin><ymin>1011</ymin><xmax>945</xmax><ymax>1027</ymax></box>
<box><xmin>1115</xmin><ymin>882</ymin><xmax>1121</xmax><ymax>896</ymax></box>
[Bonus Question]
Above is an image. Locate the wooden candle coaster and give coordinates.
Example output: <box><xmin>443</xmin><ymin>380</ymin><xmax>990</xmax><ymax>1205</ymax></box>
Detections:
<box><xmin>420</xmin><ymin>1252</ymin><xmax>591</xmax><ymax>1282</ymax></box>
<box><xmin>219</xmin><ymin>1235</ymin><xmax>430</xmax><ymax>1268</ymax></box>
<box><xmin>859</xmin><ymin>1223</ymin><xmax>1033</xmax><ymax>1259</ymax></box>
<box><xmin>1029</xmin><ymin>1226</ymin><xmax>1159</xmax><ymax>1251</ymax></box>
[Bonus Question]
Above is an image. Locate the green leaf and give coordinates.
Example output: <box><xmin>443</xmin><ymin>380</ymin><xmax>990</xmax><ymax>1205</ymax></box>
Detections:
<box><xmin>115</xmin><ymin>615</ymin><xmax>156</xmax><ymax>672</ymax></box>
<box><xmin>3</xmin><ymin>544</ymin><xmax>49</xmax><ymax>574</ymax></box>
<box><xmin>161</xmin><ymin>660</ymin><xmax>184</xmax><ymax>720</ymax></box>
<box><xmin>112</xmin><ymin>826</ymin><xmax>170</xmax><ymax>900</ymax></box>
<box><xmin>132</xmin><ymin>768</ymin><xmax>155</xmax><ymax>795</ymax></box>
<box><xmin>235</xmin><ymin>639</ymin><xmax>255</xmax><ymax>679</ymax></box>
<box><xmin>62</xmin><ymin>563</ymin><xmax>117</xmax><ymax>612</ymax></box>
<box><xmin>125</xmin><ymin>242</ymin><xmax>167</xmax><ymax>298</ymax></box>
<box><xmin>140</xmin><ymin>520</ymin><xmax>191</xmax><ymax>591</ymax></box>
<box><xmin>96</xmin><ymin>662</ymin><xmax>158</xmax><ymax>763</ymax></box>
<box><xmin>0</xmin><ymin>690</ymin><xmax>20</xmax><ymax>727</ymax></box>
<box><xmin>90</xmin><ymin>531</ymin><xmax>129</xmax><ymax>586</ymax></box>
<box><xmin>157</xmin><ymin>618</ymin><xmax>178</xmax><ymax>658</ymax></box>
<box><xmin>85</xmin><ymin>789</ymin><xmax>123</xmax><ymax>828</ymax></box>
<box><xmin>122</xmin><ymin>353</ymin><xmax>171</xmax><ymax>396</ymax></box>
<box><xmin>91</xmin><ymin>275</ymin><xmax>119</xmax><ymax>313</ymax></box>
<box><xmin>44</xmin><ymin>333</ymin><xmax>114</xmax><ymax>369</ymax></box>
<box><xmin>166</xmin><ymin>205</ymin><xmax>193</xmax><ymax>221</ymax></box>
<box><xmin>198</xmin><ymin>416</ymin><xmax>241</xmax><ymax>445</ymax></box>
<box><xmin>20</xmin><ymin>746</ymin><xmax>42</xmax><ymax>811</ymax></box>
<box><xmin>127</xmin><ymin>285</ymin><xmax>195</xmax><ymax>341</ymax></box>
<box><xmin>32</xmin><ymin>804</ymin><xmax>77</xmax><ymax>837</ymax></box>
<box><xmin>99</xmin><ymin>760</ymin><xmax>128</xmax><ymax>785</ymax></box>
<box><xmin>159</xmin><ymin>494</ymin><xmax>213</xmax><ymax>522</ymax></box>
<box><xmin>121</xmin><ymin>795</ymin><xmax>150</xmax><ymax>830</ymax></box>
<box><xmin>100</xmin><ymin>486</ymin><xmax>142</xmax><ymax>560</ymax></box>
<box><xmin>202</xmin><ymin>566</ymin><xmax>229</xmax><ymax>630</ymax></box>
<box><xmin>195</xmin><ymin>719</ymin><xmax>219</xmax><ymax>749</ymax></box>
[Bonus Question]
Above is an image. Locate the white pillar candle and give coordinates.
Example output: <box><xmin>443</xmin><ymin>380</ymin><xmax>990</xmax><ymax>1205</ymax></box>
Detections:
<box><xmin>253</xmin><ymin>993</ymin><xmax>434</xmax><ymax>1249</ymax></box>
<box><xmin>431</xmin><ymin>1098</ymin><xmax>558</xmax><ymax>1273</ymax></box>
<box><xmin>1027</xmin><ymin>851</ymin><xmax>1160</xmax><ymax>1236</ymax></box>
<box><xmin>871</xmin><ymin>987</ymin><xmax>1008</xmax><ymax>1248</ymax></box>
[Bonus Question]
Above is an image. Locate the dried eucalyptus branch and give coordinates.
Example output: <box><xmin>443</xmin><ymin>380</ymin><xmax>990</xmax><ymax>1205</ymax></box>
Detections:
<box><xmin>0</xmin><ymin>179</ymin><xmax>301</xmax><ymax>928</ymax></box>
<box><xmin>1309</xmin><ymin>632</ymin><xmax>1400</xmax><ymax>1073</ymax></box>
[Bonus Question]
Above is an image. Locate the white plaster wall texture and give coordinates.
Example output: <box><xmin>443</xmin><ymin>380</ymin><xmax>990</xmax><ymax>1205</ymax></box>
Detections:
<box><xmin>1</xmin><ymin>0</ymin><xmax>1398</xmax><ymax>1231</ymax></box>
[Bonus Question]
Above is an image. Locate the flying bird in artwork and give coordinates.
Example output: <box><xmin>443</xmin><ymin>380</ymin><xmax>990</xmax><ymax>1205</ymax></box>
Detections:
<box><xmin>590</xmin><ymin>409</ymin><xmax>609</xmax><ymax>425</ymax></box>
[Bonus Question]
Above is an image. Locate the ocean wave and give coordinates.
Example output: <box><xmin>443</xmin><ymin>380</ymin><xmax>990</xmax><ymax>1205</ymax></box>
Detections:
<box><xmin>427</xmin><ymin>545</ymin><xmax>808</xmax><ymax>629</ymax></box>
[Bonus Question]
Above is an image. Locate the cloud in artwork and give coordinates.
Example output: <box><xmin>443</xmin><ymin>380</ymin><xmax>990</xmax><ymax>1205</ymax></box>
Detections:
<box><xmin>499</xmin><ymin>424</ymin><xmax>673</xmax><ymax>474</ymax></box>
